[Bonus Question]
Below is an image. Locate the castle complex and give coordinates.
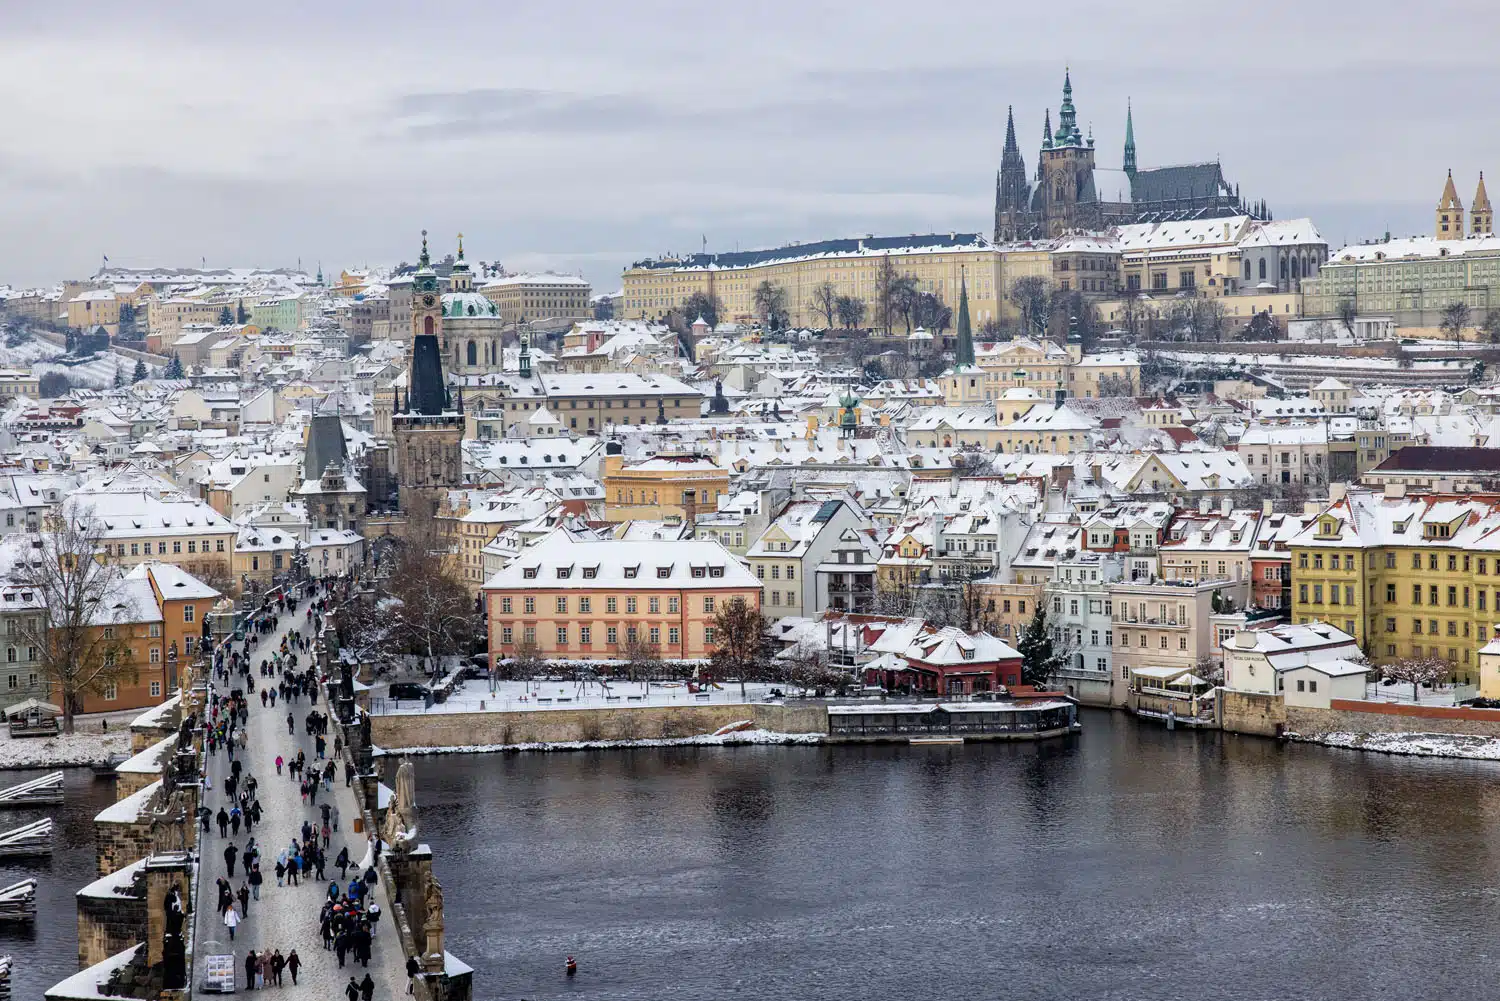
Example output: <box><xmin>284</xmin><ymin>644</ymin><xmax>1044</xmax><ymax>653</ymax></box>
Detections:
<box><xmin>994</xmin><ymin>70</ymin><xmax>1269</xmax><ymax>241</ymax></box>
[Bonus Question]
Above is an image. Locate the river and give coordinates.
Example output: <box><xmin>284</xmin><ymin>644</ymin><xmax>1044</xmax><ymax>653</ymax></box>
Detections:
<box><xmin>413</xmin><ymin>709</ymin><xmax>1500</xmax><ymax>1000</ymax></box>
<box><xmin>0</xmin><ymin>766</ymin><xmax>115</xmax><ymax>1001</ymax></box>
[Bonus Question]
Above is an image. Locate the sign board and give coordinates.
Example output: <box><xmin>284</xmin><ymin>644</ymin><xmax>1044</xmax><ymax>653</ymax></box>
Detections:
<box><xmin>202</xmin><ymin>954</ymin><xmax>236</xmax><ymax>993</ymax></box>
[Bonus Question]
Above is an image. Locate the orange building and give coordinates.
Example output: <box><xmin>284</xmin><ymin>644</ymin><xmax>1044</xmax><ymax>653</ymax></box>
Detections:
<box><xmin>71</xmin><ymin>563</ymin><xmax>219</xmax><ymax>714</ymax></box>
<box><xmin>483</xmin><ymin>529</ymin><xmax>760</xmax><ymax>662</ymax></box>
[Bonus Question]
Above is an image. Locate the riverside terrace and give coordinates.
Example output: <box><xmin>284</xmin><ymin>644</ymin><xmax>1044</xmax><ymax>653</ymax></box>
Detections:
<box><xmin>364</xmin><ymin>679</ymin><xmax>1081</xmax><ymax>749</ymax></box>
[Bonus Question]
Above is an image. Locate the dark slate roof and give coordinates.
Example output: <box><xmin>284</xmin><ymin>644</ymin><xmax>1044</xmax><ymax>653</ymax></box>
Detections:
<box><xmin>409</xmin><ymin>334</ymin><xmax>448</xmax><ymax>415</ymax></box>
<box><xmin>303</xmin><ymin>413</ymin><xmax>347</xmax><ymax>480</ymax></box>
<box><xmin>1372</xmin><ymin>446</ymin><xmax>1500</xmax><ymax>474</ymax></box>
<box><xmin>1129</xmin><ymin>163</ymin><xmax>1229</xmax><ymax>204</ymax></box>
<box><xmin>630</xmin><ymin>233</ymin><xmax>984</xmax><ymax>271</ymax></box>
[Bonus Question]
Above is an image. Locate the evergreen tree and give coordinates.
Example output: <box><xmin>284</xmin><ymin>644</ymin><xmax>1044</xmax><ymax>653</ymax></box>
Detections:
<box><xmin>113</xmin><ymin>364</ymin><xmax>124</xmax><ymax>388</ymax></box>
<box><xmin>1017</xmin><ymin>605</ymin><xmax>1058</xmax><ymax>688</ymax></box>
<box><xmin>217</xmin><ymin>305</ymin><xmax>234</xmax><ymax>326</ymax></box>
<box><xmin>236</xmin><ymin>298</ymin><xmax>249</xmax><ymax>324</ymax></box>
<box><xmin>132</xmin><ymin>359</ymin><xmax>147</xmax><ymax>383</ymax></box>
<box><xmin>164</xmin><ymin>353</ymin><xmax>184</xmax><ymax>379</ymax></box>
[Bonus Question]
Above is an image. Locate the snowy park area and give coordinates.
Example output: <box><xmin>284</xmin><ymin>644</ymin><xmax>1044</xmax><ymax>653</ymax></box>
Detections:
<box><xmin>0</xmin><ymin>721</ymin><xmax>130</xmax><ymax>769</ymax></box>
<box><xmin>372</xmin><ymin>678</ymin><xmax>785</xmax><ymax>715</ymax></box>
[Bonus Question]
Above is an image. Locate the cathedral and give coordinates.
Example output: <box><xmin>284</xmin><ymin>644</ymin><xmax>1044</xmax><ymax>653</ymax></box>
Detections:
<box><xmin>994</xmin><ymin>70</ymin><xmax>1269</xmax><ymax>242</ymax></box>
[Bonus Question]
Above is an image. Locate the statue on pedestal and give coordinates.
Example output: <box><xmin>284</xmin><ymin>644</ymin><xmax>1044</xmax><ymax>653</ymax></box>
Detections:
<box><xmin>423</xmin><ymin>877</ymin><xmax>446</xmax><ymax>969</ymax></box>
<box><xmin>382</xmin><ymin>757</ymin><xmax>419</xmax><ymax>851</ymax></box>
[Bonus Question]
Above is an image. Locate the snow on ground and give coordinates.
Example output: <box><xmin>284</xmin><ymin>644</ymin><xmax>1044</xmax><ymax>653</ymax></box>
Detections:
<box><xmin>0</xmin><ymin>338</ymin><xmax>63</xmax><ymax>369</ymax></box>
<box><xmin>384</xmin><ymin>727</ymin><xmax>824</xmax><ymax>757</ymax></box>
<box><xmin>0</xmin><ymin>724</ymin><xmax>130</xmax><ymax>768</ymax></box>
<box><xmin>1291</xmin><ymin>730</ymin><xmax>1500</xmax><ymax>762</ymax></box>
<box><xmin>373</xmin><ymin>678</ymin><xmax>784</xmax><ymax>715</ymax></box>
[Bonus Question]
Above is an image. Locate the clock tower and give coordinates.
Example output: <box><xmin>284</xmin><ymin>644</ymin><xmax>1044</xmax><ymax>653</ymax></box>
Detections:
<box><xmin>411</xmin><ymin>229</ymin><xmax>444</xmax><ymax>354</ymax></box>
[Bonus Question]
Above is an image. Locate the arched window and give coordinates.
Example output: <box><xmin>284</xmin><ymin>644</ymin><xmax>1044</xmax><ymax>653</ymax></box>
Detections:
<box><xmin>466</xmin><ymin>341</ymin><xmax>477</xmax><ymax>366</ymax></box>
<box><xmin>423</xmin><ymin>315</ymin><xmax>434</xmax><ymax>336</ymax></box>
<box><xmin>1258</xmin><ymin>259</ymin><xmax>1266</xmax><ymax>281</ymax></box>
<box><xmin>1291</xmin><ymin>258</ymin><xmax>1300</xmax><ymax>280</ymax></box>
<box><xmin>1243</xmin><ymin>259</ymin><xmax>1251</xmax><ymax>281</ymax></box>
<box><xmin>1280</xmin><ymin>257</ymin><xmax>1289</xmax><ymax>281</ymax></box>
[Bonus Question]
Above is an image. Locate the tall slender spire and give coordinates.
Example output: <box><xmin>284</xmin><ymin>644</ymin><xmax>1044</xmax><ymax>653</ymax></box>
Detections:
<box><xmin>1054</xmin><ymin>68</ymin><xmax>1080</xmax><ymax>146</ymax></box>
<box><xmin>1123</xmin><ymin>98</ymin><xmax>1137</xmax><ymax>177</ymax></box>
<box><xmin>996</xmin><ymin>104</ymin><xmax>1030</xmax><ymax>232</ymax></box>
<box><xmin>1042</xmin><ymin>108</ymin><xmax>1053</xmax><ymax>150</ymax></box>
<box><xmin>955</xmin><ymin>269</ymin><xmax>974</xmax><ymax>367</ymax></box>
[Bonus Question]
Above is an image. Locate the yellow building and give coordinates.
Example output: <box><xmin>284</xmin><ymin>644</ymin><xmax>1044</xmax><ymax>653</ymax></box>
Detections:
<box><xmin>1289</xmin><ymin>487</ymin><xmax>1500</xmax><ymax>679</ymax></box>
<box><xmin>66</xmin><ymin>289</ymin><xmax>120</xmax><ymax>334</ymax></box>
<box><xmin>480</xmin><ymin>274</ymin><xmax>592</xmax><ymax>323</ymax></box>
<box><xmin>602</xmin><ymin>452</ymin><xmax>730</xmax><ymax>525</ymax></box>
<box><xmin>623</xmin><ymin>235</ymin><xmax>1007</xmax><ymax>329</ymax></box>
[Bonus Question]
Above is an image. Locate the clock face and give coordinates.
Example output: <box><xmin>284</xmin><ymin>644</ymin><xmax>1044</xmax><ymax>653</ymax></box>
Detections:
<box><xmin>423</xmin><ymin>294</ymin><xmax>436</xmax><ymax>306</ymax></box>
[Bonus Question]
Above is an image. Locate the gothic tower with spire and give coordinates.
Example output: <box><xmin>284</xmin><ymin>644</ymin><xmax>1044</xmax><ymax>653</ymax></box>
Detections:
<box><xmin>1035</xmin><ymin>69</ymin><xmax>1099</xmax><ymax>237</ymax></box>
<box><xmin>1123</xmin><ymin>99</ymin><xmax>1137</xmax><ymax>179</ymax></box>
<box><xmin>1437</xmin><ymin>170</ymin><xmax>1465</xmax><ymax>239</ymax></box>
<box><xmin>1473</xmin><ymin>173</ymin><xmax>1493</xmax><ymax>236</ymax></box>
<box><xmin>394</xmin><ymin>231</ymin><xmax>465</xmax><ymax>516</ymax></box>
<box><xmin>954</xmin><ymin>270</ymin><xmax>975</xmax><ymax>367</ymax></box>
<box><xmin>994</xmin><ymin>106</ymin><xmax>1031</xmax><ymax>242</ymax></box>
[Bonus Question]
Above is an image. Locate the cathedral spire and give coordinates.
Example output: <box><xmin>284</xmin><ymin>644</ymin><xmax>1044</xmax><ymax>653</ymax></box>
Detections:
<box><xmin>1042</xmin><ymin>108</ymin><xmax>1053</xmax><ymax>150</ymax></box>
<box><xmin>1123</xmin><ymin>98</ymin><xmax>1137</xmax><ymax>177</ymax></box>
<box><xmin>1437</xmin><ymin>169</ymin><xmax>1464</xmax><ymax>239</ymax></box>
<box><xmin>955</xmin><ymin>269</ymin><xmax>974</xmax><ymax>367</ymax></box>
<box><xmin>995</xmin><ymin>104</ymin><xmax>1030</xmax><ymax>237</ymax></box>
<box><xmin>1055</xmin><ymin>67</ymin><xmax>1080</xmax><ymax>146</ymax></box>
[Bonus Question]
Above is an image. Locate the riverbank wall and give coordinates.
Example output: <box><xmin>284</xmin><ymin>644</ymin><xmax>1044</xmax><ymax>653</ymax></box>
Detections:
<box><xmin>1288</xmin><ymin>699</ymin><xmax>1500</xmax><ymax>737</ymax></box>
<box><xmin>1218</xmin><ymin>690</ymin><xmax>1500</xmax><ymax>741</ymax></box>
<box><xmin>372</xmin><ymin>701</ymin><xmax>828</xmax><ymax>750</ymax></box>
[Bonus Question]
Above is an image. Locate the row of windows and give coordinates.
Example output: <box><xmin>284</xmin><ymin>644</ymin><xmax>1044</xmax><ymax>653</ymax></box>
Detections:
<box><xmin>109</xmin><ymin>539</ymin><xmax>225</xmax><ymax>557</ymax></box>
<box><xmin>1297</xmin><ymin>551</ymin><xmax>1500</xmax><ymax>574</ymax></box>
<box><xmin>1117</xmin><ymin>631</ymin><xmax>1189</xmax><ymax>651</ymax></box>
<box><xmin>500</xmin><ymin>595</ymin><xmax>715</xmax><ymax>615</ymax></box>
<box><xmin>498</xmin><ymin>624</ymin><xmax>702</xmax><ymax>647</ymax></box>
<box><xmin>755</xmin><ymin>565</ymin><xmax>796</xmax><ymax>580</ymax></box>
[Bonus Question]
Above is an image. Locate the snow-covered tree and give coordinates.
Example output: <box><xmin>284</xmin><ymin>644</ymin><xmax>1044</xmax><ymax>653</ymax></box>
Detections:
<box><xmin>1380</xmin><ymin>656</ymin><xmax>1450</xmax><ymax>703</ymax></box>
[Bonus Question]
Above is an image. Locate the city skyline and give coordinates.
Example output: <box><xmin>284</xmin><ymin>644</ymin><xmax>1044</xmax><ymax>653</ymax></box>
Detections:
<box><xmin>0</xmin><ymin>0</ymin><xmax>1492</xmax><ymax>289</ymax></box>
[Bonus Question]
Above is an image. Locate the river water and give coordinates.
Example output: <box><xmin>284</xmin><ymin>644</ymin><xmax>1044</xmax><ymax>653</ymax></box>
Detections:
<box><xmin>0</xmin><ymin>766</ymin><xmax>115</xmax><ymax>1000</ymax></box>
<box><xmin>413</xmin><ymin>710</ymin><xmax>1500</xmax><ymax>1001</ymax></box>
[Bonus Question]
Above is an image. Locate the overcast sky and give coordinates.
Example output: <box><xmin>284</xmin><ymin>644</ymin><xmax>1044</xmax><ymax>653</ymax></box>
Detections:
<box><xmin>2</xmin><ymin>0</ymin><xmax>1494</xmax><ymax>291</ymax></box>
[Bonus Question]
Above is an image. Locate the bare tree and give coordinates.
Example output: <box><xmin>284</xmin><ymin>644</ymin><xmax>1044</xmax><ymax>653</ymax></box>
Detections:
<box><xmin>888</xmin><ymin>276</ymin><xmax>921</xmax><ymax>334</ymax></box>
<box><xmin>1440</xmin><ymin>302</ymin><xmax>1471</xmax><ymax>344</ymax></box>
<box><xmin>386</xmin><ymin>510</ymin><xmax>475</xmax><ymax>674</ymax></box>
<box><xmin>13</xmin><ymin>512</ymin><xmax>134</xmax><ymax>733</ymax></box>
<box><xmin>1481</xmin><ymin>308</ymin><xmax>1500</xmax><ymax>344</ymax></box>
<box><xmin>1380</xmin><ymin>656</ymin><xmax>1451</xmax><ymax>704</ymax></box>
<box><xmin>618</xmin><ymin>631</ymin><xmax>661</xmax><ymax>684</ymax></box>
<box><xmin>1007</xmin><ymin>276</ymin><xmax>1051</xmax><ymax>337</ymax></box>
<box><xmin>1095</xmin><ymin>373</ymin><xmax>1137</xmax><ymax>398</ymax></box>
<box><xmin>752</xmin><ymin>281</ymin><xmax>790</xmax><ymax>331</ymax></box>
<box><xmin>709</xmin><ymin>596</ymin><xmax>768</xmax><ymax>698</ymax></box>
<box><xmin>835</xmin><ymin>294</ymin><xmax>867</xmax><ymax>330</ymax></box>
<box><xmin>506</xmin><ymin>637</ymin><xmax>546</xmax><ymax>681</ymax></box>
<box><xmin>1336</xmin><ymin>298</ymin><xmax>1358</xmax><ymax>338</ymax></box>
<box><xmin>681</xmin><ymin>290</ymin><xmax>724</xmax><ymax>329</ymax></box>
<box><xmin>876</xmin><ymin>253</ymin><xmax>897</xmax><ymax>336</ymax></box>
<box><xmin>808</xmin><ymin>281</ymin><xmax>838</xmax><ymax>330</ymax></box>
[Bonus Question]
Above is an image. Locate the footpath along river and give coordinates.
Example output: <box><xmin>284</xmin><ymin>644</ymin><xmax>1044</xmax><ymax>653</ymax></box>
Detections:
<box><xmin>412</xmin><ymin>708</ymin><xmax>1500</xmax><ymax>1000</ymax></box>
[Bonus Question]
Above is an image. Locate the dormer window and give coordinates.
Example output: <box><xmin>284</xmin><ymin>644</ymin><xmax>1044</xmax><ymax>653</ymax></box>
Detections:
<box><xmin>623</xmin><ymin>566</ymin><xmax>639</xmax><ymax>579</ymax></box>
<box><xmin>1424</xmin><ymin>522</ymin><xmax>1452</xmax><ymax>539</ymax></box>
<box><xmin>709</xmin><ymin>566</ymin><xmax>724</xmax><ymax>578</ymax></box>
<box><xmin>523</xmin><ymin>567</ymin><xmax>538</xmax><ymax>579</ymax></box>
<box><xmin>656</xmin><ymin>566</ymin><xmax>672</xmax><ymax>578</ymax></box>
<box><xmin>556</xmin><ymin>567</ymin><xmax>571</xmax><ymax>579</ymax></box>
<box><xmin>582</xmin><ymin>566</ymin><xmax>597</xmax><ymax>579</ymax></box>
<box><xmin>691</xmin><ymin>567</ymin><xmax>705</xmax><ymax>578</ymax></box>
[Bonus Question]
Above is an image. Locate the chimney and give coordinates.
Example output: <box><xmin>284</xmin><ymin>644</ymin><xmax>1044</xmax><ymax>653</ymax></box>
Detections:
<box><xmin>931</xmin><ymin>511</ymin><xmax>945</xmax><ymax>557</ymax></box>
<box><xmin>1262</xmin><ymin>498</ymin><xmax>1274</xmax><ymax>516</ymax></box>
<box><xmin>1328</xmin><ymin>482</ymin><xmax>1348</xmax><ymax>504</ymax></box>
<box><xmin>1220</xmin><ymin>497</ymin><xmax>1232</xmax><ymax>516</ymax></box>
<box><xmin>1383</xmin><ymin>481</ymin><xmax>1406</xmax><ymax>499</ymax></box>
<box><xmin>1199</xmin><ymin>496</ymin><xmax>1211</xmax><ymax>514</ymax></box>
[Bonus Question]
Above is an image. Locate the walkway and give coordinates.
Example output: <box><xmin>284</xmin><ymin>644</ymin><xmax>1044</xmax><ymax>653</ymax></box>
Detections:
<box><xmin>194</xmin><ymin>593</ymin><xmax>407</xmax><ymax>998</ymax></box>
